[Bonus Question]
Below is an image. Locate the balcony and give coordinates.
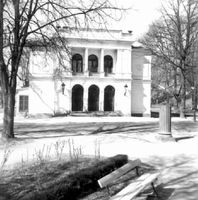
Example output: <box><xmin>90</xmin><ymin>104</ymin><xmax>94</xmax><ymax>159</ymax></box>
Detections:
<box><xmin>72</xmin><ymin>72</ymin><xmax>84</xmax><ymax>76</ymax></box>
<box><xmin>105</xmin><ymin>72</ymin><xmax>115</xmax><ymax>77</ymax></box>
<box><xmin>71</xmin><ymin>70</ymin><xmax>129</xmax><ymax>79</ymax></box>
<box><xmin>88</xmin><ymin>72</ymin><xmax>100</xmax><ymax>77</ymax></box>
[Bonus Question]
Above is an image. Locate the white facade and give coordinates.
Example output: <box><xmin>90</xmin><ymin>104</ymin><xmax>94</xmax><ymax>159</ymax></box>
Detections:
<box><xmin>16</xmin><ymin>28</ymin><xmax>151</xmax><ymax>117</ymax></box>
<box><xmin>131</xmin><ymin>46</ymin><xmax>152</xmax><ymax>116</ymax></box>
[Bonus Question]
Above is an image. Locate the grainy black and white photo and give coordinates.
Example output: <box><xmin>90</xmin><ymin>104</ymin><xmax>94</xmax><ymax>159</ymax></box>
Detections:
<box><xmin>0</xmin><ymin>0</ymin><xmax>198</xmax><ymax>199</ymax></box>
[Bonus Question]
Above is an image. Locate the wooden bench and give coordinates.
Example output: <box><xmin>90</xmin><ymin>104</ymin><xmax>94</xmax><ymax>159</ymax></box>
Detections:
<box><xmin>98</xmin><ymin>159</ymin><xmax>141</xmax><ymax>191</ymax></box>
<box><xmin>98</xmin><ymin>159</ymin><xmax>159</xmax><ymax>200</ymax></box>
<box><xmin>110</xmin><ymin>172</ymin><xmax>159</xmax><ymax>200</ymax></box>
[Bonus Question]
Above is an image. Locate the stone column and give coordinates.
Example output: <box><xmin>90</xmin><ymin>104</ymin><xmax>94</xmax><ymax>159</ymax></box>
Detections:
<box><xmin>113</xmin><ymin>50</ymin><xmax>117</xmax><ymax>74</ymax></box>
<box><xmin>99</xmin><ymin>88</ymin><xmax>104</xmax><ymax>111</ymax></box>
<box><xmin>84</xmin><ymin>48</ymin><xmax>89</xmax><ymax>76</ymax></box>
<box><xmin>100</xmin><ymin>48</ymin><xmax>104</xmax><ymax>77</ymax></box>
<box><xmin>159</xmin><ymin>104</ymin><xmax>171</xmax><ymax>134</ymax></box>
<box><xmin>115</xmin><ymin>49</ymin><xmax>121</xmax><ymax>77</ymax></box>
<box><xmin>83</xmin><ymin>86</ymin><xmax>88</xmax><ymax>111</ymax></box>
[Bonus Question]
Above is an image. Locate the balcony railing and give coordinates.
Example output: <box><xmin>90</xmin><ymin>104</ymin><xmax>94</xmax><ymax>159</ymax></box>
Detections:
<box><xmin>88</xmin><ymin>72</ymin><xmax>100</xmax><ymax>76</ymax></box>
<box><xmin>72</xmin><ymin>72</ymin><xmax>84</xmax><ymax>76</ymax></box>
<box><xmin>71</xmin><ymin>71</ymin><xmax>131</xmax><ymax>79</ymax></box>
<box><xmin>105</xmin><ymin>72</ymin><xmax>115</xmax><ymax>77</ymax></box>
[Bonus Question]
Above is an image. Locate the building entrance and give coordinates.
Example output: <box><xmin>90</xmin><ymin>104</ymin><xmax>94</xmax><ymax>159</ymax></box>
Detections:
<box><xmin>72</xmin><ymin>85</ymin><xmax>83</xmax><ymax>111</ymax></box>
<box><xmin>88</xmin><ymin>85</ymin><xmax>99</xmax><ymax>111</ymax></box>
<box><xmin>104</xmin><ymin>85</ymin><xmax>115</xmax><ymax>111</ymax></box>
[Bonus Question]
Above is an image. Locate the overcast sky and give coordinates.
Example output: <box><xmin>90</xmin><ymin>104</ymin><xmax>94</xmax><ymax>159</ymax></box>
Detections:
<box><xmin>113</xmin><ymin>0</ymin><xmax>162</xmax><ymax>39</ymax></box>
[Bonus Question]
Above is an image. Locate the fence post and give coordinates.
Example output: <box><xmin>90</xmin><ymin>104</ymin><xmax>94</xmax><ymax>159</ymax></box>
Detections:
<box><xmin>159</xmin><ymin>104</ymin><xmax>171</xmax><ymax>134</ymax></box>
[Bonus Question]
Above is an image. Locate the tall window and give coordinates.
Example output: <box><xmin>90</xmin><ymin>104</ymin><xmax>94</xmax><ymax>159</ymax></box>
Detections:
<box><xmin>104</xmin><ymin>55</ymin><xmax>113</xmax><ymax>73</ymax></box>
<box><xmin>72</xmin><ymin>54</ymin><xmax>83</xmax><ymax>73</ymax></box>
<box><xmin>19</xmin><ymin>95</ymin><xmax>29</xmax><ymax>112</ymax></box>
<box><xmin>88</xmin><ymin>54</ymin><xmax>98</xmax><ymax>73</ymax></box>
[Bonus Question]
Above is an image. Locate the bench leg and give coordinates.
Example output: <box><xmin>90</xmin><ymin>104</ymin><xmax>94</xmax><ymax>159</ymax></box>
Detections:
<box><xmin>106</xmin><ymin>186</ymin><xmax>111</xmax><ymax>196</ymax></box>
<box><xmin>151</xmin><ymin>182</ymin><xmax>159</xmax><ymax>199</ymax></box>
<box><xmin>136</xmin><ymin>166</ymin><xmax>140</xmax><ymax>176</ymax></box>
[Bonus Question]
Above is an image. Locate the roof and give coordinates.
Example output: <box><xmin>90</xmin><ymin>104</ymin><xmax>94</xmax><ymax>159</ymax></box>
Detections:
<box><xmin>57</xmin><ymin>27</ymin><xmax>134</xmax><ymax>43</ymax></box>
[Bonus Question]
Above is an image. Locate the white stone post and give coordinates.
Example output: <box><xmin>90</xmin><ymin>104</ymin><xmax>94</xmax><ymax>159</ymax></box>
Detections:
<box><xmin>99</xmin><ymin>88</ymin><xmax>104</xmax><ymax>111</ymax></box>
<box><xmin>84</xmin><ymin>86</ymin><xmax>88</xmax><ymax>111</ymax></box>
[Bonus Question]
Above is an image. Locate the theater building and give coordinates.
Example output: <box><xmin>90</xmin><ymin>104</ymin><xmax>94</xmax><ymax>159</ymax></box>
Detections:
<box><xmin>16</xmin><ymin>28</ymin><xmax>151</xmax><ymax>117</ymax></box>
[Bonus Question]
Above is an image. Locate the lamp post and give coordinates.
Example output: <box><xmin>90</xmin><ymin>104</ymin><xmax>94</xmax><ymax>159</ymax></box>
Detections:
<box><xmin>61</xmin><ymin>82</ymin><xmax>65</xmax><ymax>95</ymax></box>
<box><xmin>124</xmin><ymin>84</ymin><xmax>128</xmax><ymax>96</ymax></box>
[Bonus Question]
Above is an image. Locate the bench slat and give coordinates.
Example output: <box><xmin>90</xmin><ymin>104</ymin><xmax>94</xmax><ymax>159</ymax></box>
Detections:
<box><xmin>98</xmin><ymin>159</ymin><xmax>141</xmax><ymax>188</ymax></box>
<box><xmin>109</xmin><ymin>172</ymin><xmax>159</xmax><ymax>200</ymax></box>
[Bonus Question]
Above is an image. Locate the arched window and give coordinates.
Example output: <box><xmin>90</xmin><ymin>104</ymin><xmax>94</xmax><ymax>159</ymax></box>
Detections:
<box><xmin>104</xmin><ymin>55</ymin><xmax>113</xmax><ymax>74</ymax></box>
<box><xmin>88</xmin><ymin>54</ymin><xmax>98</xmax><ymax>73</ymax></box>
<box><xmin>72</xmin><ymin>54</ymin><xmax>83</xmax><ymax>73</ymax></box>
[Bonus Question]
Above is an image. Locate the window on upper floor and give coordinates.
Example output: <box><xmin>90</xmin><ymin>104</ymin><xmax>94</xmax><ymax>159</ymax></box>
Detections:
<box><xmin>104</xmin><ymin>55</ymin><xmax>113</xmax><ymax>74</ymax></box>
<box><xmin>19</xmin><ymin>95</ymin><xmax>29</xmax><ymax>112</ymax></box>
<box><xmin>88</xmin><ymin>54</ymin><xmax>98</xmax><ymax>73</ymax></box>
<box><xmin>72</xmin><ymin>54</ymin><xmax>83</xmax><ymax>73</ymax></box>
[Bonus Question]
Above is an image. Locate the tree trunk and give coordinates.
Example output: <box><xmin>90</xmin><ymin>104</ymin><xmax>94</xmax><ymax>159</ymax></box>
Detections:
<box><xmin>180</xmin><ymin>72</ymin><xmax>186</xmax><ymax>118</ymax></box>
<box><xmin>193</xmin><ymin>84</ymin><xmax>197</xmax><ymax>122</ymax></box>
<box><xmin>2</xmin><ymin>87</ymin><xmax>16</xmax><ymax>139</ymax></box>
<box><xmin>173</xmin><ymin>68</ymin><xmax>179</xmax><ymax>108</ymax></box>
<box><xmin>1</xmin><ymin>62</ymin><xmax>17</xmax><ymax>139</ymax></box>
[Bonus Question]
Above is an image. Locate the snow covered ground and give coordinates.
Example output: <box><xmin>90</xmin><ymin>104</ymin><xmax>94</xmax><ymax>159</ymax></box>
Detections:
<box><xmin>0</xmin><ymin>116</ymin><xmax>198</xmax><ymax>199</ymax></box>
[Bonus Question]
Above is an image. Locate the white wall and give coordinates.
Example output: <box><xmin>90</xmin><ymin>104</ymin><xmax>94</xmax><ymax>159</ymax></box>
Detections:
<box><xmin>30</xmin><ymin>79</ymin><xmax>55</xmax><ymax>114</ymax></box>
<box><xmin>131</xmin><ymin>47</ymin><xmax>151</xmax><ymax>116</ymax></box>
<box><xmin>30</xmin><ymin>50</ymin><xmax>54</xmax><ymax>75</ymax></box>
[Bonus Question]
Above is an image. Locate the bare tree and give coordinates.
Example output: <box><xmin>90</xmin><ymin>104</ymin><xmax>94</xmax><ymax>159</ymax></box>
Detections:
<box><xmin>141</xmin><ymin>0</ymin><xmax>198</xmax><ymax>118</ymax></box>
<box><xmin>0</xmin><ymin>0</ymin><xmax>123</xmax><ymax>139</ymax></box>
<box><xmin>151</xmin><ymin>57</ymin><xmax>177</xmax><ymax>105</ymax></box>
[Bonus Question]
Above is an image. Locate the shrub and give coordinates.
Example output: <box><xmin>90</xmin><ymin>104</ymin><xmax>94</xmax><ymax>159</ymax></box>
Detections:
<box><xmin>21</xmin><ymin>154</ymin><xmax>128</xmax><ymax>200</ymax></box>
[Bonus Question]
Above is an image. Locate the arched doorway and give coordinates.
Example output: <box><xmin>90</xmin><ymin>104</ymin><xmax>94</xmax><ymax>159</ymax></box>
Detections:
<box><xmin>104</xmin><ymin>85</ymin><xmax>115</xmax><ymax>111</ymax></box>
<box><xmin>88</xmin><ymin>85</ymin><xmax>99</xmax><ymax>111</ymax></box>
<box><xmin>72</xmin><ymin>85</ymin><xmax>83</xmax><ymax>111</ymax></box>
